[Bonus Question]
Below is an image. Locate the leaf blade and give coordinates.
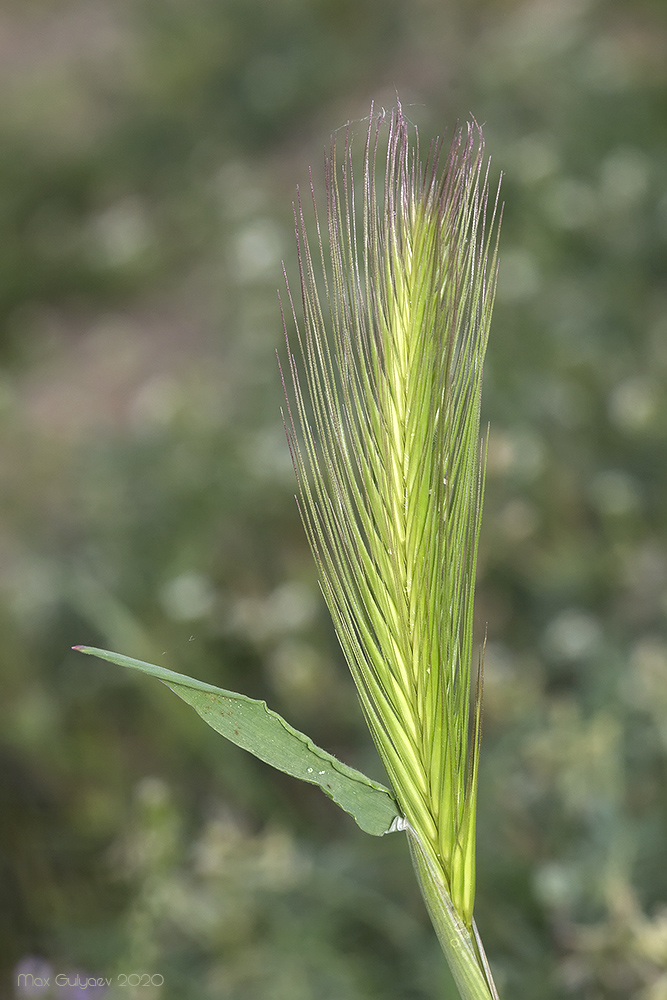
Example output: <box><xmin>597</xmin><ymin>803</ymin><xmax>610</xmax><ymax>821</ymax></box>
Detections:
<box><xmin>73</xmin><ymin>645</ymin><xmax>401</xmax><ymax>837</ymax></box>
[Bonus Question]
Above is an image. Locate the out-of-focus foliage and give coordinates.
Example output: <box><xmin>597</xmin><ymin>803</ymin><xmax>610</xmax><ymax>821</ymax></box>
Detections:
<box><xmin>1</xmin><ymin>0</ymin><xmax>667</xmax><ymax>998</ymax></box>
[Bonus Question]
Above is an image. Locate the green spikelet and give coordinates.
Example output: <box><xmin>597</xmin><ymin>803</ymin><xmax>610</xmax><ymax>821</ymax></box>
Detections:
<box><xmin>280</xmin><ymin>103</ymin><xmax>501</xmax><ymax>995</ymax></box>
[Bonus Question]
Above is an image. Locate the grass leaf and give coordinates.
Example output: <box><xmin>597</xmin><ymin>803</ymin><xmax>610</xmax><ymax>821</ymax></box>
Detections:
<box><xmin>73</xmin><ymin>645</ymin><xmax>401</xmax><ymax>837</ymax></box>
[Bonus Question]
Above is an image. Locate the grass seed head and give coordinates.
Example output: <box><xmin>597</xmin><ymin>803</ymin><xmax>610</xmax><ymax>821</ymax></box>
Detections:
<box><xmin>280</xmin><ymin>102</ymin><xmax>501</xmax><ymax>929</ymax></box>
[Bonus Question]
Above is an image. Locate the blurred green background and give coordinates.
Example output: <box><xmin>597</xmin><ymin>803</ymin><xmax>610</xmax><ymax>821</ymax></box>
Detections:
<box><xmin>2</xmin><ymin>0</ymin><xmax>667</xmax><ymax>997</ymax></box>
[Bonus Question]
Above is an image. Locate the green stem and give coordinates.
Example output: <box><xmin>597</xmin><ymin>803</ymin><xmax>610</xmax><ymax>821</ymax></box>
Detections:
<box><xmin>407</xmin><ymin>829</ymin><xmax>500</xmax><ymax>1000</ymax></box>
